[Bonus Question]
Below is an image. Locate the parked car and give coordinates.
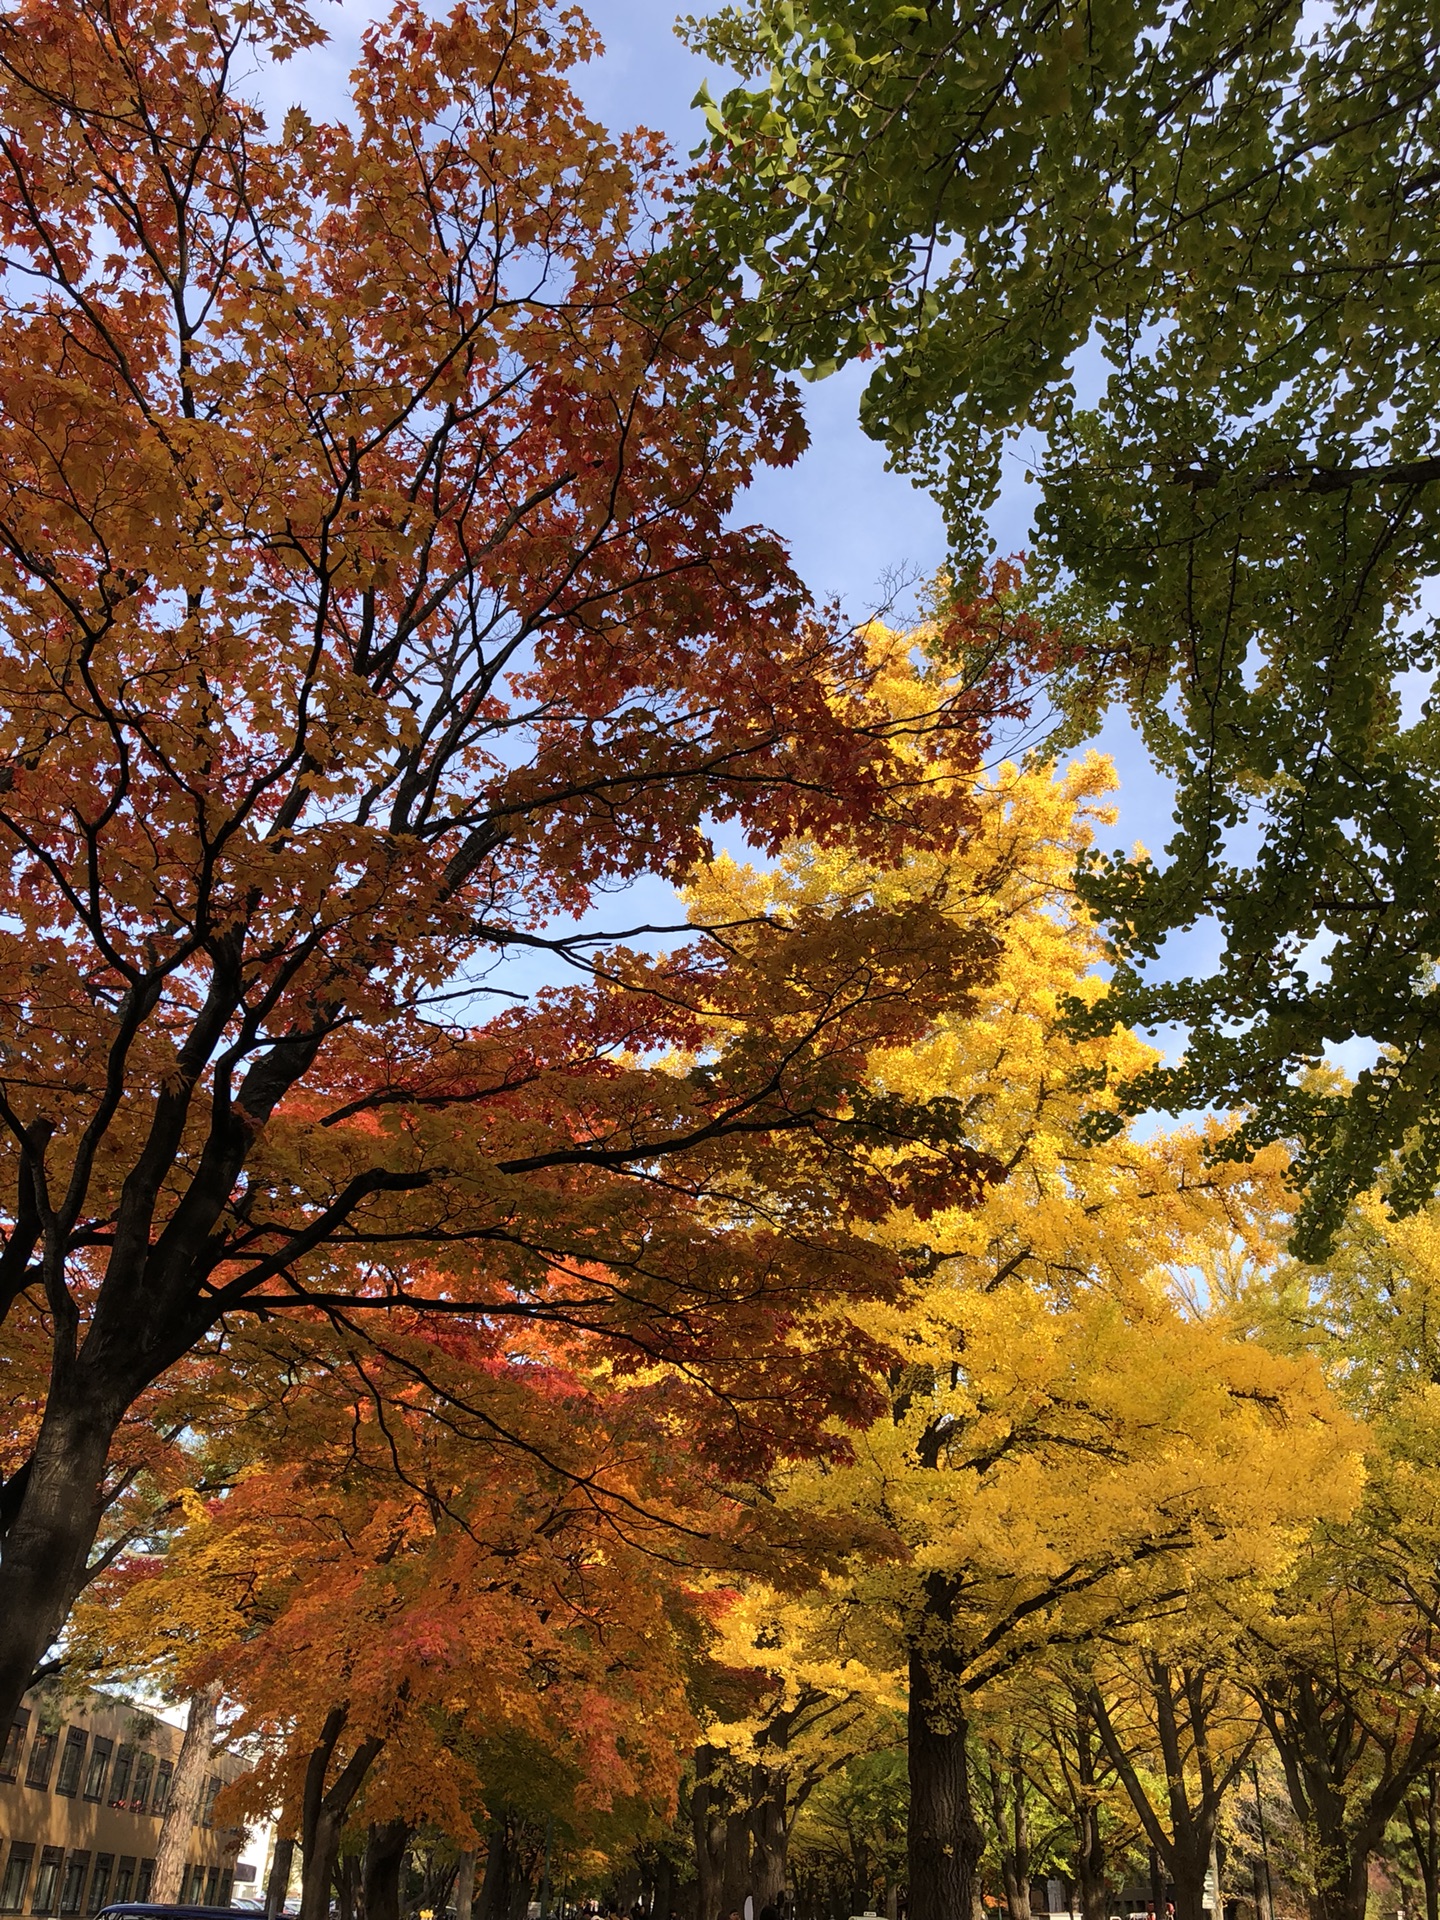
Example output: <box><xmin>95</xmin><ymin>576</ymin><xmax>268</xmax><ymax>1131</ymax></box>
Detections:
<box><xmin>97</xmin><ymin>1905</ymin><xmax>259</xmax><ymax>1920</ymax></box>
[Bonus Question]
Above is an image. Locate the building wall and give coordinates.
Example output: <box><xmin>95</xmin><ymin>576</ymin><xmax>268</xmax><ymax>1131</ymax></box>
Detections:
<box><xmin>0</xmin><ymin>1685</ymin><xmax>246</xmax><ymax>1917</ymax></box>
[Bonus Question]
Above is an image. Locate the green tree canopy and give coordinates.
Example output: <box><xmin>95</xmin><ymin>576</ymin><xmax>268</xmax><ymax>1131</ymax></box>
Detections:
<box><xmin>685</xmin><ymin>0</ymin><xmax>1440</xmax><ymax>1253</ymax></box>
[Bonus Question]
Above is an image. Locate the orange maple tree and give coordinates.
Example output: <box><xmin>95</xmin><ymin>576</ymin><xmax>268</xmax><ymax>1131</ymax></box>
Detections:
<box><xmin>74</xmin><ymin>1307</ymin><xmax>766</xmax><ymax>1920</ymax></box>
<box><xmin>0</xmin><ymin>0</ymin><xmax>1022</xmax><ymax>1725</ymax></box>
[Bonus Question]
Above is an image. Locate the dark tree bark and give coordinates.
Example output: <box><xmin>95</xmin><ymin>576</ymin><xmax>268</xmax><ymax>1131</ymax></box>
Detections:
<box><xmin>267</xmin><ymin>1839</ymin><xmax>298</xmax><ymax>1920</ymax></box>
<box><xmin>749</xmin><ymin>1771</ymin><xmax>789</xmax><ymax>1910</ymax></box>
<box><xmin>454</xmin><ymin>1852</ymin><xmax>476</xmax><ymax>1920</ymax></box>
<box><xmin>908</xmin><ymin>1643</ymin><xmax>983</xmax><ymax>1920</ymax></box>
<box><xmin>336</xmin><ymin>1851</ymin><xmax>362</xmax><ymax>1920</ymax></box>
<box><xmin>0</xmin><ymin>1394</ymin><xmax>124</xmax><ymax>1727</ymax></box>
<box><xmin>476</xmin><ymin>1823</ymin><xmax>509</xmax><ymax>1920</ymax></box>
<box><xmin>362</xmin><ymin>1822</ymin><xmax>411</xmax><ymax>1920</ymax></box>
<box><xmin>1092</xmin><ymin>1662</ymin><xmax>1254</xmax><ymax>1920</ymax></box>
<box><xmin>653</xmin><ymin>1851</ymin><xmax>675</xmax><ymax>1920</ymax></box>
<box><xmin>505</xmin><ymin>1827</ymin><xmax>541</xmax><ymax>1920</ymax></box>
<box><xmin>1402</xmin><ymin>1772</ymin><xmax>1440</xmax><ymax>1920</ymax></box>
<box><xmin>1260</xmin><ymin>1664</ymin><xmax>1440</xmax><ymax>1920</ymax></box>
<box><xmin>0</xmin><ymin>1008</ymin><xmax>362</xmax><ymax>1729</ymax></box>
<box><xmin>979</xmin><ymin>1746</ymin><xmax>1031</xmax><ymax>1920</ymax></box>
<box><xmin>1072</xmin><ymin>1703</ymin><xmax>1108</xmax><ymax>1920</ymax></box>
<box><xmin>1024</xmin><ymin>1688</ymin><xmax>1110</xmax><ymax>1920</ymax></box>
<box><xmin>298</xmin><ymin>1706</ymin><xmax>386</xmax><ymax>1920</ymax></box>
<box><xmin>693</xmin><ymin>1749</ymin><xmax>748</xmax><ymax>1920</ymax></box>
<box><xmin>475</xmin><ymin>1816</ymin><xmax>541</xmax><ymax>1920</ymax></box>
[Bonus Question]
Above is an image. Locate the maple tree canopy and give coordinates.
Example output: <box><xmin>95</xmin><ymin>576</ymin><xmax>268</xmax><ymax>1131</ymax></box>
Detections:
<box><xmin>69</xmin><ymin>1307</ymin><xmax>718</xmax><ymax>1920</ymax></box>
<box><xmin>0</xmin><ymin>0</ymin><xmax>1022</xmax><ymax>1730</ymax></box>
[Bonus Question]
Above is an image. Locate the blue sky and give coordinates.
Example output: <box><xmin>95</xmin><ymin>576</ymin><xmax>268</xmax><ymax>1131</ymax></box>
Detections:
<box><xmin>264</xmin><ymin>0</ymin><xmax>1204</xmax><ymax>1016</ymax></box>
<box><xmin>574</xmin><ymin>0</ymin><xmax>1189</xmax><ymax>905</ymax></box>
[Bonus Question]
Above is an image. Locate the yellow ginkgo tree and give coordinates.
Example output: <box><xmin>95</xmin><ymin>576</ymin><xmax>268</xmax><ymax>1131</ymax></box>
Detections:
<box><xmin>687</xmin><ymin>681</ymin><xmax>1360</xmax><ymax>1920</ymax></box>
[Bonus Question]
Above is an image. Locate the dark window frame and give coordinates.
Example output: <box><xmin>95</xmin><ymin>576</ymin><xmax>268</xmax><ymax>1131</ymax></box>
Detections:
<box><xmin>106</xmin><ymin>1745</ymin><xmax>134</xmax><ymax>1809</ymax></box>
<box><xmin>58</xmin><ymin>1854</ymin><xmax>89</xmax><ymax>1917</ymax></box>
<box><xmin>134</xmin><ymin>1864</ymin><xmax>153</xmax><ymax>1904</ymax></box>
<box><xmin>0</xmin><ymin>1846</ymin><xmax>35</xmax><ymax>1916</ymax></box>
<box><xmin>85</xmin><ymin>1859</ymin><xmax>112</xmax><ymax>1918</ymax></box>
<box><xmin>54</xmin><ymin>1729</ymin><xmax>87</xmax><ymax>1798</ymax></box>
<box><xmin>81</xmin><ymin>1738</ymin><xmax>111</xmax><ymax>1804</ymax></box>
<box><xmin>111</xmin><ymin>1862</ymin><xmax>134</xmax><ymax>1905</ymax></box>
<box><xmin>30</xmin><ymin>1847</ymin><xmax>62</xmax><ymax>1916</ymax></box>
<box><xmin>151</xmin><ymin>1759</ymin><xmax>172</xmax><ymax>1816</ymax></box>
<box><xmin>25</xmin><ymin>1728</ymin><xmax>58</xmax><ymax>1791</ymax></box>
<box><xmin>0</xmin><ymin>1710</ymin><xmax>31</xmax><ymax>1785</ymax></box>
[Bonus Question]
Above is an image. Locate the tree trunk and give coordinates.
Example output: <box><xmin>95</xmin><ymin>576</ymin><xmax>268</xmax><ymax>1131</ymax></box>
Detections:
<box><xmin>303</xmin><ymin>1798</ymin><xmax>348</xmax><ymax>1920</ymax></box>
<box><xmin>653</xmin><ymin>1853</ymin><xmax>674</xmax><ymax>1920</ymax></box>
<box><xmin>693</xmin><ymin>1751</ymin><xmax>734</xmax><ymax>1920</ymax></box>
<box><xmin>268</xmin><ymin>1838</ymin><xmax>298</xmax><ymax>1920</ymax></box>
<box><xmin>455</xmin><ymin>1853</ymin><xmax>476</xmax><ymax>1920</ymax></box>
<box><xmin>1402</xmin><ymin>1774</ymin><xmax>1440</xmax><ymax>1920</ymax></box>
<box><xmin>505</xmin><ymin>1832</ymin><xmax>539</xmax><ymax>1920</ymax></box>
<box><xmin>1307</xmin><ymin>1849</ymin><xmax>1373</xmax><ymax>1920</ymax></box>
<box><xmin>153</xmin><ymin>1684</ymin><xmax>222</xmax><ymax>1902</ymax></box>
<box><xmin>720</xmin><ymin>1810</ymin><xmax>751</xmax><ymax>1919</ymax></box>
<box><xmin>336</xmin><ymin>1852</ymin><xmax>361</xmax><ymax>1920</ymax></box>
<box><xmin>749</xmin><ymin>1772</ymin><xmax>788</xmax><ymax>1910</ymax></box>
<box><xmin>298</xmin><ymin>1708</ymin><xmax>385</xmax><ymax>1920</ymax></box>
<box><xmin>907</xmin><ymin>1645</ymin><xmax>982</xmax><ymax>1920</ymax></box>
<box><xmin>0</xmin><ymin>1393</ymin><xmax>120</xmax><ymax>1733</ymax></box>
<box><xmin>1091</xmin><ymin>1666</ymin><xmax>1241</xmax><ymax>1920</ymax></box>
<box><xmin>987</xmin><ymin>1756</ymin><xmax>1030</xmax><ymax>1920</ymax></box>
<box><xmin>476</xmin><ymin>1823</ymin><xmax>509</xmax><ymax>1920</ymax></box>
<box><xmin>1166</xmin><ymin>1844</ymin><xmax>1210</xmax><ymax>1920</ymax></box>
<box><xmin>854</xmin><ymin>1839</ymin><xmax>871</xmax><ymax>1917</ymax></box>
<box><xmin>1073</xmin><ymin>1721</ymin><xmax>1106</xmax><ymax>1920</ymax></box>
<box><xmin>362</xmin><ymin>1821</ymin><xmax>410</xmax><ymax>1920</ymax></box>
<box><xmin>1259</xmin><ymin>1670</ymin><xmax>1434</xmax><ymax>1920</ymax></box>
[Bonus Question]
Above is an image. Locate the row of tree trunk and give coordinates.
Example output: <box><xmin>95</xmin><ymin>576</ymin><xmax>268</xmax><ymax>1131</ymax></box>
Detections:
<box><xmin>692</xmin><ymin>1743</ymin><xmax>806</xmax><ymax>1920</ymax></box>
<box><xmin>188</xmin><ymin>1627</ymin><xmax>1432</xmax><ymax>1920</ymax></box>
<box><xmin>702</xmin><ymin>1645</ymin><xmax>1434</xmax><ymax>1920</ymax></box>
<box><xmin>265</xmin><ymin>1809</ymin><xmax>542</xmax><ymax>1920</ymax></box>
<box><xmin>249</xmin><ymin>1699</ymin><xmax>545</xmax><ymax>1920</ymax></box>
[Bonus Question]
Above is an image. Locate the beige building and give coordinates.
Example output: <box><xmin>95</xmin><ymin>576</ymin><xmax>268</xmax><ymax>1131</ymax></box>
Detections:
<box><xmin>0</xmin><ymin>1684</ymin><xmax>248</xmax><ymax>1916</ymax></box>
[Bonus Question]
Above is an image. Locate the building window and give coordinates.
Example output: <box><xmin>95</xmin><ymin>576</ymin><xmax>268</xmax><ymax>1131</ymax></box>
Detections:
<box><xmin>0</xmin><ymin>1848</ymin><xmax>34</xmax><ymax>1915</ymax></box>
<box><xmin>0</xmin><ymin>1711</ymin><xmax>30</xmax><ymax>1784</ymax></box>
<box><xmin>131</xmin><ymin>1751</ymin><xmax>154</xmax><ymax>1814</ymax></box>
<box><xmin>55</xmin><ymin>1730</ymin><xmax>87</xmax><ymax>1798</ymax></box>
<box><xmin>58</xmin><ymin>1855</ymin><xmax>89</xmax><ymax>1916</ymax></box>
<box><xmin>134</xmin><ymin>1863</ymin><xmax>153</xmax><ymax>1903</ymax></box>
<box><xmin>30</xmin><ymin>1849</ymin><xmax>62</xmax><ymax>1916</ymax></box>
<box><xmin>204</xmin><ymin>1868</ymin><xmax>221</xmax><ymax>1904</ymax></box>
<box><xmin>25</xmin><ymin>1728</ymin><xmax>58</xmax><ymax>1791</ymax></box>
<box><xmin>219</xmin><ymin>1871</ymin><xmax>234</xmax><ymax>1906</ymax></box>
<box><xmin>82</xmin><ymin>1739</ymin><xmax>111</xmax><ymax>1804</ymax></box>
<box><xmin>107</xmin><ymin>1746</ymin><xmax>134</xmax><ymax>1809</ymax></box>
<box><xmin>111</xmin><ymin>1862</ymin><xmax>134</xmax><ymax>1904</ymax></box>
<box><xmin>152</xmin><ymin>1760</ymin><xmax>173</xmax><ymax>1815</ymax></box>
<box><xmin>200</xmin><ymin>1776</ymin><xmax>220</xmax><ymax>1828</ymax></box>
<box><xmin>85</xmin><ymin>1860</ymin><xmax>111</xmax><ymax>1916</ymax></box>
